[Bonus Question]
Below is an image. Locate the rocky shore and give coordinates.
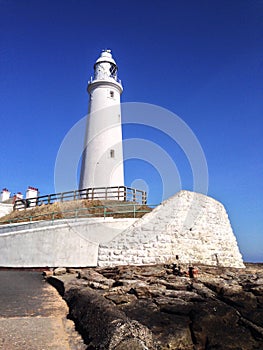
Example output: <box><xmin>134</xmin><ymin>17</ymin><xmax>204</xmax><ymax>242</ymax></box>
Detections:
<box><xmin>46</xmin><ymin>263</ymin><xmax>263</xmax><ymax>350</ymax></box>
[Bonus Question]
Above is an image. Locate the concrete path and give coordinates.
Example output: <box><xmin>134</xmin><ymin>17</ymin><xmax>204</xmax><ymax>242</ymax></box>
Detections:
<box><xmin>0</xmin><ymin>270</ymin><xmax>85</xmax><ymax>350</ymax></box>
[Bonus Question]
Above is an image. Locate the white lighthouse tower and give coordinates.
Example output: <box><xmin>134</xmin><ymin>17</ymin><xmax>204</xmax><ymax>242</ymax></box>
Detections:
<box><xmin>79</xmin><ymin>49</ymin><xmax>124</xmax><ymax>190</ymax></box>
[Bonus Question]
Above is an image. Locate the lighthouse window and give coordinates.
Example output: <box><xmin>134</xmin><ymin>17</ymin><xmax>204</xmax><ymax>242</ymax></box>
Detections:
<box><xmin>110</xmin><ymin>90</ymin><xmax>114</xmax><ymax>98</ymax></box>
<box><xmin>110</xmin><ymin>65</ymin><xmax>117</xmax><ymax>77</ymax></box>
<box><xmin>110</xmin><ymin>149</ymin><xmax>115</xmax><ymax>158</ymax></box>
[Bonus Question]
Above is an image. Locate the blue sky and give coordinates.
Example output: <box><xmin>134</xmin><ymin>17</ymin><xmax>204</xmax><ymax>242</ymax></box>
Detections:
<box><xmin>0</xmin><ymin>0</ymin><xmax>262</xmax><ymax>262</ymax></box>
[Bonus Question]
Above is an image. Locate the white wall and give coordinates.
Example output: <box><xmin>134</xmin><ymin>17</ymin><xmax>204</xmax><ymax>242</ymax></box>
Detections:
<box><xmin>0</xmin><ymin>191</ymin><xmax>245</xmax><ymax>268</ymax></box>
<box><xmin>98</xmin><ymin>191</ymin><xmax>245</xmax><ymax>268</ymax></box>
<box><xmin>0</xmin><ymin>203</ymin><xmax>13</xmax><ymax>218</ymax></box>
<box><xmin>0</xmin><ymin>217</ymin><xmax>137</xmax><ymax>267</ymax></box>
<box><xmin>0</xmin><ymin>190</ymin><xmax>11</xmax><ymax>202</ymax></box>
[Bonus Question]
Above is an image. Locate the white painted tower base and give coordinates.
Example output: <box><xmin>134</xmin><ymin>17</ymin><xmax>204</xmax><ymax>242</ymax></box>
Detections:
<box><xmin>79</xmin><ymin>50</ymin><xmax>124</xmax><ymax>189</ymax></box>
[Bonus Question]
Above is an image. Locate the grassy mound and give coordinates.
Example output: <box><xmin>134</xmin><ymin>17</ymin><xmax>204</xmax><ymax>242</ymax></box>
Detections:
<box><xmin>0</xmin><ymin>200</ymin><xmax>152</xmax><ymax>225</ymax></box>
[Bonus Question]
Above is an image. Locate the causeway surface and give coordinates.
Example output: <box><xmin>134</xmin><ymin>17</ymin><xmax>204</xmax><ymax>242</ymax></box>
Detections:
<box><xmin>0</xmin><ymin>270</ymin><xmax>85</xmax><ymax>350</ymax></box>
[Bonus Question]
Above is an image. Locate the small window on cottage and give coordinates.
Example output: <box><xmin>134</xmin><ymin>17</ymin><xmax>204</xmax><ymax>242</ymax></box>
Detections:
<box><xmin>110</xmin><ymin>90</ymin><xmax>114</xmax><ymax>98</ymax></box>
<box><xmin>110</xmin><ymin>149</ymin><xmax>115</xmax><ymax>158</ymax></box>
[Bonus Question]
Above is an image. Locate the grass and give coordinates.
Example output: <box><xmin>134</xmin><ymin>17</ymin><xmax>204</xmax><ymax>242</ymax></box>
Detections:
<box><xmin>0</xmin><ymin>200</ymin><xmax>152</xmax><ymax>225</ymax></box>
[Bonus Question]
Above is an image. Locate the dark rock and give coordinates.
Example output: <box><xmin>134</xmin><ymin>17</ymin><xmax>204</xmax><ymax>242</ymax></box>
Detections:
<box><xmin>191</xmin><ymin>282</ymin><xmax>217</xmax><ymax>299</ymax></box>
<box><xmin>128</xmin><ymin>286</ymin><xmax>151</xmax><ymax>299</ymax></box>
<box><xmin>136</xmin><ymin>265</ymin><xmax>167</xmax><ymax>278</ymax></box>
<box><xmin>117</xmin><ymin>279</ymin><xmax>146</xmax><ymax>288</ymax></box>
<box><xmin>113</xmin><ymin>338</ymin><xmax>151</xmax><ymax>349</ymax></box>
<box><xmin>66</xmin><ymin>268</ymin><xmax>82</xmax><ymax>274</ymax></box>
<box><xmin>78</xmin><ymin>269</ymin><xmax>115</xmax><ymax>288</ymax></box>
<box><xmin>221</xmin><ymin>290</ymin><xmax>262</xmax><ymax>327</ymax></box>
<box><xmin>42</xmin><ymin>270</ymin><xmax>53</xmax><ymax>277</ymax></box>
<box><xmin>147</xmin><ymin>284</ymin><xmax>167</xmax><ymax>297</ymax></box>
<box><xmin>53</xmin><ymin>267</ymin><xmax>67</xmax><ymax>276</ymax></box>
<box><xmin>155</xmin><ymin>296</ymin><xmax>194</xmax><ymax>315</ymax></box>
<box><xmin>64</xmin><ymin>287</ymin><xmax>155</xmax><ymax>349</ymax></box>
<box><xmin>120</xmin><ymin>298</ymin><xmax>193</xmax><ymax>349</ymax></box>
<box><xmin>104</xmin><ymin>293</ymin><xmax>137</xmax><ymax>305</ymax></box>
<box><xmin>190</xmin><ymin>299</ymin><xmax>260</xmax><ymax>350</ymax></box>
<box><xmin>48</xmin><ymin>263</ymin><xmax>263</xmax><ymax>350</ymax></box>
<box><xmin>163</xmin><ymin>290</ymin><xmax>203</xmax><ymax>302</ymax></box>
<box><xmin>157</xmin><ymin>277</ymin><xmax>190</xmax><ymax>291</ymax></box>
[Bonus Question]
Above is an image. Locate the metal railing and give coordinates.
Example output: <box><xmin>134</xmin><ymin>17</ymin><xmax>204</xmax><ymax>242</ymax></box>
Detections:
<box><xmin>89</xmin><ymin>75</ymin><xmax>122</xmax><ymax>85</ymax></box>
<box><xmin>13</xmin><ymin>186</ymin><xmax>147</xmax><ymax>211</ymax></box>
<box><xmin>1</xmin><ymin>203</ymin><xmax>155</xmax><ymax>225</ymax></box>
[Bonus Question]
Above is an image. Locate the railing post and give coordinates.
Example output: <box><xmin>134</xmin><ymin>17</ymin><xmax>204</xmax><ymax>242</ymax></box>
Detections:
<box><xmin>104</xmin><ymin>206</ymin><xmax>106</xmax><ymax>219</ymax></box>
<box><xmin>142</xmin><ymin>191</ymin><xmax>147</xmax><ymax>205</ymax></box>
<box><xmin>133</xmin><ymin>204</ymin><xmax>136</xmax><ymax>218</ymax></box>
<box><xmin>133</xmin><ymin>189</ymin><xmax>136</xmax><ymax>202</ymax></box>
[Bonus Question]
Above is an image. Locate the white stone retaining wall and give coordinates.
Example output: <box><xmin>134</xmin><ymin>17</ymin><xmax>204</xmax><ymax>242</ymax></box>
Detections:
<box><xmin>98</xmin><ymin>191</ymin><xmax>245</xmax><ymax>268</ymax></box>
<box><xmin>0</xmin><ymin>218</ymin><xmax>137</xmax><ymax>267</ymax></box>
<box><xmin>0</xmin><ymin>191</ymin><xmax>244</xmax><ymax>268</ymax></box>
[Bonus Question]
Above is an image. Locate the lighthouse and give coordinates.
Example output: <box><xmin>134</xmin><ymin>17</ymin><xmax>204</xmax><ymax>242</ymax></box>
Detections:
<box><xmin>79</xmin><ymin>50</ymin><xmax>124</xmax><ymax>190</ymax></box>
